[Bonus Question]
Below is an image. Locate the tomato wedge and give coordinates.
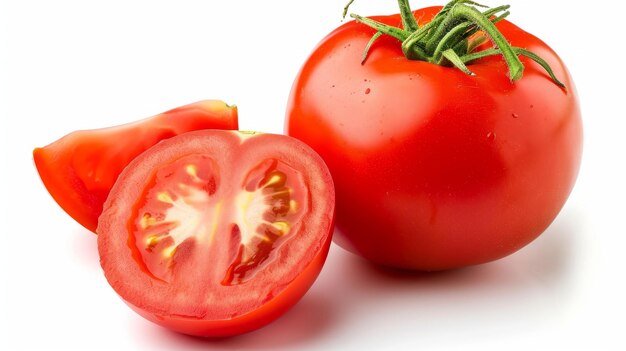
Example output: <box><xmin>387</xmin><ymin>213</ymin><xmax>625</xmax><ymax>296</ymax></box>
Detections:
<box><xmin>33</xmin><ymin>100</ymin><xmax>238</xmax><ymax>233</ymax></box>
<box><xmin>97</xmin><ymin>130</ymin><xmax>335</xmax><ymax>337</ymax></box>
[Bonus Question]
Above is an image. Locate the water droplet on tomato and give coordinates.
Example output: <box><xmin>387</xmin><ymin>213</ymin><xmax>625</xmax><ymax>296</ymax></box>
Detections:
<box><xmin>512</xmin><ymin>113</ymin><xmax>519</xmax><ymax>118</ymax></box>
<box><xmin>487</xmin><ymin>132</ymin><xmax>496</xmax><ymax>141</ymax></box>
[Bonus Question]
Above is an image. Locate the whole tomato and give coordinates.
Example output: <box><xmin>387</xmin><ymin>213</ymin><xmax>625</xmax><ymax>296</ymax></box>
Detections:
<box><xmin>285</xmin><ymin>0</ymin><xmax>582</xmax><ymax>270</ymax></box>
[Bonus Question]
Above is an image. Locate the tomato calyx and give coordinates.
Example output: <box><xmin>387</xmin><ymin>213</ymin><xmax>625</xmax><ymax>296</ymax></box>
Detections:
<box><xmin>343</xmin><ymin>0</ymin><xmax>565</xmax><ymax>87</ymax></box>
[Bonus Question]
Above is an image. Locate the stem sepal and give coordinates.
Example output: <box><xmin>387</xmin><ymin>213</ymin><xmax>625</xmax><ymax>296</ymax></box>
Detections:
<box><xmin>345</xmin><ymin>0</ymin><xmax>564</xmax><ymax>87</ymax></box>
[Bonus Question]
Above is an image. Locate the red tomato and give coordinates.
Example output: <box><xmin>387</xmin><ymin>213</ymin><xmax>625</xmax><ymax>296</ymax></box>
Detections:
<box><xmin>34</xmin><ymin>100</ymin><xmax>238</xmax><ymax>233</ymax></box>
<box><xmin>285</xmin><ymin>6</ymin><xmax>582</xmax><ymax>270</ymax></box>
<box><xmin>97</xmin><ymin>130</ymin><xmax>335</xmax><ymax>337</ymax></box>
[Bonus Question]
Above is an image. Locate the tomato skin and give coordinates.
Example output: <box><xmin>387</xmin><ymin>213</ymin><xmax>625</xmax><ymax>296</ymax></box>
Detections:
<box><xmin>34</xmin><ymin>100</ymin><xmax>238</xmax><ymax>233</ymax></box>
<box><xmin>97</xmin><ymin>130</ymin><xmax>335</xmax><ymax>337</ymax></box>
<box><xmin>286</xmin><ymin>7</ymin><xmax>583</xmax><ymax>270</ymax></box>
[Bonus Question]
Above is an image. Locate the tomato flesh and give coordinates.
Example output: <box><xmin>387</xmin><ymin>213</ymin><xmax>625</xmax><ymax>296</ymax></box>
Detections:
<box><xmin>225</xmin><ymin>158</ymin><xmax>307</xmax><ymax>285</ymax></box>
<box><xmin>34</xmin><ymin>100</ymin><xmax>238</xmax><ymax>233</ymax></box>
<box><xmin>98</xmin><ymin>130</ymin><xmax>334</xmax><ymax>336</ymax></box>
<box><xmin>130</xmin><ymin>154</ymin><xmax>308</xmax><ymax>286</ymax></box>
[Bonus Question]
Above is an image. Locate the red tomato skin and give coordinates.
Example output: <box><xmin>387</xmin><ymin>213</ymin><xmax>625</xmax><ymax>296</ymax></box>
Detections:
<box><xmin>34</xmin><ymin>100</ymin><xmax>238</xmax><ymax>233</ymax></box>
<box><xmin>97</xmin><ymin>130</ymin><xmax>335</xmax><ymax>337</ymax></box>
<box><xmin>286</xmin><ymin>7</ymin><xmax>583</xmax><ymax>270</ymax></box>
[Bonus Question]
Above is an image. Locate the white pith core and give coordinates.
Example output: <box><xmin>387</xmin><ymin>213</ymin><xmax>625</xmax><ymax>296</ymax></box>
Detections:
<box><xmin>234</xmin><ymin>187</ymin><xmax>291</xmax><ymax>260</ymax></box>
<box><xmin>142</xmin><ymin>163</ymin><xmax>292</xmax><ymax>260</ymax></box>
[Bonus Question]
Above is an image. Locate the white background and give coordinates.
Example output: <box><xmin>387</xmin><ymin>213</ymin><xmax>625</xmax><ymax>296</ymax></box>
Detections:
<box><xmin>1</xmin><ymin>0</ymin><xmax>624</xmax><ymax>350</ymax></box>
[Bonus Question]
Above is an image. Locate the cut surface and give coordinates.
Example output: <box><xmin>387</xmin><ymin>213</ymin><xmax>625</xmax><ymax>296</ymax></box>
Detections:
<box><xmin>98</xmin><ymin>130</ymin><xmax>334</xmax><ymax>327</ymax></box>
<box><xmin>131</xmin><ymin>155</ymin><xmax>309</xmax><ymax>287</ymax></box>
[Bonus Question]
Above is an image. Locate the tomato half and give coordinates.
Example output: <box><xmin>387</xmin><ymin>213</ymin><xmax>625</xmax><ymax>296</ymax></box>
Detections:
<box><xmin>97</xmin><ymin>130</ymin><xmax>335</xmax><ymax>337</ymax></box>
<box><xmin>285</xmin><ymin>6</ymin><xmax>583</xmax><ymax>270</ymax></box>
<box><xmin>34</xmin><ymin>100</ymin><xmax>238</xmax><ymax>233</ymax></box>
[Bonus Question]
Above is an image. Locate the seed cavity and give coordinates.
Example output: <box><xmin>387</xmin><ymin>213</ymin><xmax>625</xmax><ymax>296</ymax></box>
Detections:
<box><xmin>140</xmin><ymin>213</ymin><xmax>157</xmax><ymax>229</ymax></box>
<box><xmin>264</xmin><ymin>173</ymin><xmax>283</xmax><ymax>187</ymax></box>
<box><xmin>162</xmin><ymin>246</ymin><xmax>176</xmax><ymax>258</ymax></box>
<box><xmin>157</xmin><ymin>192</ymin><xmax>174</xmax><ymax>204</ymax></box>
<box><xmin>270</xmin><ymin>221</ymin><xmax>290</xmax><ymax>235</ymax></box>
<box><xmin>132</xmin><ymin>155</ymin><xmax>220</xmax><ymax>282</ymax></box>
<box><xmin>186</xmin><ymin>164</ymin><xmax>198</xmax><ymax>178</ymax></box>
<box><xmin>289</xmin><ymin>200</ymin><xmax>298</xmax><ymax>212</ymax></box>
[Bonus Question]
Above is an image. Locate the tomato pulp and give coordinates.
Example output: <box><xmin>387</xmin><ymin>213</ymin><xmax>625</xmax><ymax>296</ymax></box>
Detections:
<box><xmin>34</xmin><ymin>100</ymin><xmax>238</xmax><ymax>233</ymax></box>
<box><xmin>97</xmin><ymin>130</ymin><xmax>335</xmax><ymax>336</ymax></box>
<box><xmin>285</xmin><ymin>6</ymin><xmax>582</xmax><ymax>270</ymax></box>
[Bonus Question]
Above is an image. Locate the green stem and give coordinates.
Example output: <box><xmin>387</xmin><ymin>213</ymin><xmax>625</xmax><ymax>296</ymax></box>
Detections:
<box><xmin>410</xmin><ymin>1</ymin><xmax>468</xmax><ymax>54</ymax></box>
<box><xmin>484</xmin><ymin>5</ymin><xmax>511</xmax><ymax>18</ymax></box>
<box><xmin>361</xmin><ymin>32</ymin><xmax>383</xmax><ymax>64</ymax></box>
<box><xmin>432</xmin><ymin>21</ymin><xmax>472</xmax><ymax>62</ymax></box>
<box><xmin>452</xmin><ymin>7</ymin><xmax>509</xmax><ymax>54</ymax></box>
<box><xmin>461</xmin><ymin>47</ymin><xmax>565</xmax><ymax>87</ymax></box>
<box><xmin>461</xmin><ymin>47</ymin><xmax>501</xmax><ymax>62</ymax></box>
<box><xmin>401</xmin><ymin>21</ymin><xmax>435</xmax><ymax>59</ymax></box>
<box><xmin>343</xmin><ymin>0</ymin><xmax>355</xmax><ymax>19</ymax></box>
<box><xmin>454</xmin><ymin>5</ymin><xmax>510</xmax><ymax>44</ymax></box>
<box><xmin>489</xmin><ymin>10</ymin><xmax>510</xmax><ymax>25</ymax></box>
<box><xmin>461</xmin><ymin>0</ymin><xmax>489</xmax><ymax>8</ymax></box>
<box><xmin>513</xmin><ymin>48</ymin><xmax>565</xmax><ymax>88</ymax></box>
<box><xmin>347</xmin><ymin>0</ymin><xmax>564</xmax><ymax>87</ymax></box>
<box><xmin>425</xmin><ymin>11</ymin><xmax>462</xmax><ymax>54</ymax></box>
<box><xmin>350</xmin><ymin>14</ymin><xmax>409</xmax><ymax>41</ymax></box>
<box><xmin>443</xmin><ymin>48</ymin><xmax>475</xmax><ymax>75</ymax></box>
<box><xmin>449</xmin><ymin>3</ymin><xmax>523</xmax><ymax>80</ymax></box>
<box><xmin>467</xmin><ymin>35</ymin><xmax>488</xmax><ymax>52</ymax></box>
<box><xmin>397</xmin><ymin>0</ymin><xmax>419</xmax><ymax>31</ymax></box>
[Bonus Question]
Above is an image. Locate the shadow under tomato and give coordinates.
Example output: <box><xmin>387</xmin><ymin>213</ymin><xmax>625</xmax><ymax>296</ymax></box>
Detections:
<box><xmin>310</xmin><ymin>206</ymin><xmax>583</xmax><ymax>340</ymax></box>
<box><xmin>89</xmin><ymin>207</ymin><xmax>582</xmax><ymax>348</ymax></box>
<box><xmin>367</xmin><ymin>210</ymin><xmax>577</xmax><ymax>290</ymax></box>
<box><xmin>130</xmin><ymin>290</ymin><xmax>336</xmax><ymax>350</ymax></box>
